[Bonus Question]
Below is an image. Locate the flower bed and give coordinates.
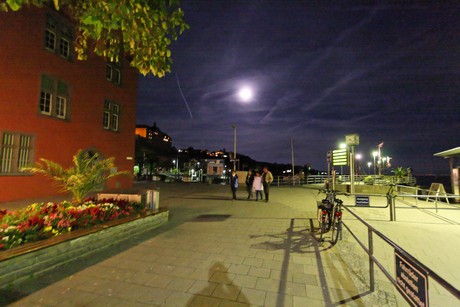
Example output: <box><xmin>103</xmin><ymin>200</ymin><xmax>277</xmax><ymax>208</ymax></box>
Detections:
<box><xmin>0</xmin><ymin>198</ymin><xmax>147</xmax><ymax>250</ymax></box>
<box><xmin>0</xmin><ymin>209</ymin><xmax>169</xmax><ymax>291</ymax></box>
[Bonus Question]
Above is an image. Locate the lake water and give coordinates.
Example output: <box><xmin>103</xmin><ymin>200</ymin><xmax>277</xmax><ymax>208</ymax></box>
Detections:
<box><xmin>414</xmin><ymin>175</ymin><xmax>451</xmax><ymax>191</ymax></box>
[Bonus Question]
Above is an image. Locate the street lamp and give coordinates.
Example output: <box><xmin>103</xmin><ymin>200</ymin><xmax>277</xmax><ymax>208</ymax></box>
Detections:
<box><xmin>231</xmin><ymin>124</ymin><xmax>237</xmax><ymax>171</ymax></box>
<box><xmin>372</xmin><ymin>151</ymin><xmax>378</xmax><ymax>175</ymax></box>
<box><xmin>355</xmin><ymin>153</ymin><xmax>362</xmax><ymax>175</ymax></box>
<box><xmin>339</xmin><ymin>142</ymin><xmax>347</xmax><ymax>175</ymax></box>
<box><xmin>367</xmin><ymin>162</ymin><xmax>372</xmax><ymax>175</ymax></box>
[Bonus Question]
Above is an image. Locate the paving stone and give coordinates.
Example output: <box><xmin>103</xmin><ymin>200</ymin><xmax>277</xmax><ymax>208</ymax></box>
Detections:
<box><xmin>4</xmin><ymin>183</ymin><xmax>459</xmax><ymax>307</ymax></box>
<box><xmin>212</xmin><ymin>283</ymin><xmax>242</xmax><ymax>300</ymax></box>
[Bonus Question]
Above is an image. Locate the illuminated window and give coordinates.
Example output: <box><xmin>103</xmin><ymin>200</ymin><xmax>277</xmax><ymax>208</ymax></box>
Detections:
<box><xmin>103</xmin><ymin>99</ymin><xmax>120</xmax><ymax>131</ymax></box>
<box><xmin>106</xmin><ymin>61</ymin><xmax>122</xmax><ymax>86</ymax></box>
<box><xmin>39</xmin><ymin>75</ymin><xmax>69</xmax><ymax>120</ymax></box>
<box><xmin>45</xmin><ymin>15</ymin><xmax>72</xmax><ymax>59</ymax></box>
<box><xmin>0</xmin><ymin>132</ymin><xmax>34</xmax><ymax>175</ymax></box>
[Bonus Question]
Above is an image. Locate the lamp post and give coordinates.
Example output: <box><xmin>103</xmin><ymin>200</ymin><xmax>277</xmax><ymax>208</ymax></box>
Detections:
<box><xmin>173</xmin><ymin>159</ymin><xmax>179</xmax><ymax>179</ymax></box>
<box><xmin>355</xmin><ymin>153</ymin><xmax>362</xmax><ymax>175</ymax></box>
<box><xmin>372</xmin><ymin>151</ymin><xmax>378</xmax><ymax>175</ymax></box>
<box><xmin>339</xmin><ymin>143</ymin><xmax>347</xmax><ymax>176</ymax></box>
<box><xmin>231</xmin><ymin>124</ymin><xmax>237</xmax><ymax>171</ymax></box>
<box><xmin>367</xmin><ymin>162</ymin><xmax>372</xmax><ymax>175</ymax></box>
<box><xmin>377</xmin><ymin>142</ymin><xmax>384</xmax><ymax>176</ymax></box>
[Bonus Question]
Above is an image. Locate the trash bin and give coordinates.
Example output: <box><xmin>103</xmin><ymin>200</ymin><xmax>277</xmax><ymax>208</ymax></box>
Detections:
<box><xmin>145</xmin><ymin>189</ymin><xmax>160</xmax><ymax>211</ymax></box>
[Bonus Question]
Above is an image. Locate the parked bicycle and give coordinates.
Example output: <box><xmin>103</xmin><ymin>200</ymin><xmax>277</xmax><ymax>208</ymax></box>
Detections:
<box><xmin>317</xmin><ymin>189</ymin><xmax>344</xmax><ymax>244</ymax></box>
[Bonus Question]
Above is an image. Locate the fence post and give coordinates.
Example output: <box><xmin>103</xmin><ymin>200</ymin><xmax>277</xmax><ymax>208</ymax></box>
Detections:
<box><xmin>368</xmin><ymin>229</ymin><xmax>375</xmax><ymax>292</ymax></box>
<box><xmin>388</xmin><ymin>194</ymin><xmax>397</xmax><ymax>222</ymax></box>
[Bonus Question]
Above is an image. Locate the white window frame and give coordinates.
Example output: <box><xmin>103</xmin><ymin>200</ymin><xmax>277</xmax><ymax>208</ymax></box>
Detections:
<box><xmin>45</xmin><ymin>15</ymin><xmax>72</xmax><ymax>59</ymax></box>
<box><xmin>40</xmin><ymin>75</ymin><xmax>69</xmax><ymax>120</ymax></box>
<box><xmin>106</xmin><ymin>64</ymin><xmax>113</xmax><ymax>81</ymax></box>
<box><xmin>59</xmin><ymin>36</ymin><xmax>70</xmax><ymax>59</ymax></box>
<box><xmin>106</xmin><ymin>62</ymin><xmax>122</xmax><ymax>86</ymax></box>
<box><xmin>55</xmin><ymin>96</ymin><xmax>67</xmax><ymax>119</ymax></box>
<box><xmin>0</xmin><ymin>132</ymin><xmax>34</xmax><ymax>175</ymax></box>
<box><xmin>45</xmin><ymin>17</ymin><xmax>57</xmax><ymax>52</ymax></box>
<box><xmin>40</xmin><ymin>92</ymin><xmax>52</xmax><ymax>115</ymax></box>
<box><xmin>103</xmin><ymin>100</ymin><xmax>120</xmax><ymax>132</ymax></box>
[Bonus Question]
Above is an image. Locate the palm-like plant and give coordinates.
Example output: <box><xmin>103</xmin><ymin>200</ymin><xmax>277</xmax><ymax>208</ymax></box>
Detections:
<box><xmin>391</xmin><ymin>166</ymin><xmax>407</xmax><ymax>178</ymax></box>
<box><xmin>22</xmin><ymin>150</ymin><xmax>128</xmax><ymax>203</ymax></box>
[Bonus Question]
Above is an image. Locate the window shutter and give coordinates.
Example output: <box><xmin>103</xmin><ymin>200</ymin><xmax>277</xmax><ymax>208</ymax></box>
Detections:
<box><xmin>41</xmin><ymin>75</ymin><xmax>54</xmax><ymax>92</ymax></box>
<box><xmin>57</xmin><ymin>80</ymin><xmax>68</xmax><ymax>96</ymax></box>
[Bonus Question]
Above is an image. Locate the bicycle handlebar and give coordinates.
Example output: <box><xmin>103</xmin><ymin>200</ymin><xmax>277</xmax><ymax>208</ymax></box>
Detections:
<box><xmin>317</xmin><ymin>189</ymin><xmax>348</xmax><ymax>196</ymax></box>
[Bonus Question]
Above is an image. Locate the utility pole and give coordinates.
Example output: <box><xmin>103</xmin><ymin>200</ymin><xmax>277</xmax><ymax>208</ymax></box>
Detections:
<box><xmin>291</xmin><ymin>137</ymin><xmax>295</xmax><ymax>186</ymax></box>
<box><xmin>232</xmin><ymin>124</ymin><xmax>237</xmax><ymax>171</ymax></box>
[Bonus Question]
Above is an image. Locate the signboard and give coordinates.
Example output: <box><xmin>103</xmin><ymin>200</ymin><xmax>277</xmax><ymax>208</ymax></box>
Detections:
<box><xmin>426</xmin><ymin>183</ymin><xmax>449</xmax><ymax>204</ymax></box>
<box><xmin>345</xmin><ymin>134</ymin><xmax>360</xmax><ymax>146</ymax></box>
<box><xmin>332</xmin><ymin>149</ymin><xmax>348</xmax><ymax>166</ymax></box>
<box><xmin>355</xmin><ymin>196</ymin><xmax>370</xmax><ymax>206</ymax></box>
<box><xmin>395</xmin><ymin>250</ymin><xmax>428</xmax><ymax>307</ymax></box>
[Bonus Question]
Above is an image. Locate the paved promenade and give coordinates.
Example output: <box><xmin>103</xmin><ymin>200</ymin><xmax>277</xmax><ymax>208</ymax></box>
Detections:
<box><xmin>2</xmin><ymin>182</ymin><xmax>460</xmax><ymax>306</ymax></box>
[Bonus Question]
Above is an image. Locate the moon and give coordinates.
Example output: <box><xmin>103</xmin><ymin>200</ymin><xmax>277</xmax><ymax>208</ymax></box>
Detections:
<box><xmin>238</xmin><ymin>86</ymin><xmax>253</xmax><ymax>102</ymax></box>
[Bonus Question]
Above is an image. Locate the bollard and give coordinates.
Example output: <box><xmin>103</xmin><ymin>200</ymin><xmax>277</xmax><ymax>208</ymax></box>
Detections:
<box><xmin>145</xmin><ymin>189</ymin><xmax>160</xmax><ymax>211</ymax></box>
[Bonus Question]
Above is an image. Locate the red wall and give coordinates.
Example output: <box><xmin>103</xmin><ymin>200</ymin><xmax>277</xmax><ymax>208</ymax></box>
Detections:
<box><xmin>0</xmin><ymin>7</ymin><xmax>138</xmax><ymax>202</ymax></box>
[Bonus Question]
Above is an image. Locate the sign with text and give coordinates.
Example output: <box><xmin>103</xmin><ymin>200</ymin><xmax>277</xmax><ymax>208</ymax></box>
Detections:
<box><xmin>395</xmin><ymin>250</ymin><xmax>428</xmax><ymax>307</ymax></box>
<box><xmin>332</xmin><ymin>149</ymin><xmax>348</xmax><ymax>166</ymax></box>
<box><xmin>355</xmin><ymin>196</ymin><xmax>370</xmax><ymax>206</ymax></box>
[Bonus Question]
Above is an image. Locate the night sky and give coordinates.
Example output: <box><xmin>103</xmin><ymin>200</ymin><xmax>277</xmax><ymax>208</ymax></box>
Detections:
<box><xmin>136</xmin><ymin>1</ymin><xmax>460</xmax><ymax>175</ymax></box>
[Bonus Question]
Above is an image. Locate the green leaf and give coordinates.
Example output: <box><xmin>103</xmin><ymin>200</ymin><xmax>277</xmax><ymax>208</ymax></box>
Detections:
<box><xmin>6</xmin><ymin>0</ymin><xmax>21</xmax><ymax>11</ymax></box>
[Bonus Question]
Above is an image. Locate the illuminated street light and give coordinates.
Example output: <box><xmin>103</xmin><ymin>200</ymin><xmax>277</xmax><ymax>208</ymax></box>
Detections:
<box><xmin>355</xmin><ymin>153</ymin><xmax>362</xmax><ymax>175</ymax></box>
<box><xmin>367</xmin><ymin>162</ymin><xmax>372</xmax><ymax>175</ymax></box>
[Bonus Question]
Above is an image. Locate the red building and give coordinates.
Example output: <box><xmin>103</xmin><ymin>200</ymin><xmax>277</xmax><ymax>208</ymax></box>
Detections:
<box><xmin>0</xmin><ymin>6</ymin><xmax>138</xmax><ymax>202</ymax></box>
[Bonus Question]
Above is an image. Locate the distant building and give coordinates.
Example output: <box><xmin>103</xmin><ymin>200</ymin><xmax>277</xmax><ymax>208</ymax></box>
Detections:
<box><xmin>135</xmin><ymin>123</ymin><xmax>172</xmax><ymax>151</ymax></box>
<box><xmin>0</xmin><ymin>6</ymin><xmax>138</xmax><ymax>202</ymax></box>
<box><xmin>205</xmin><ymin>159</ymin><xmax>225</xmax><ymax>177</ymax></box>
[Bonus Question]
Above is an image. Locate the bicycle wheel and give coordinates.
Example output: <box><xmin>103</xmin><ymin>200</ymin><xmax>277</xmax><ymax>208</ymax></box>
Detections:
<box><xmin>318</xmin><ymin>208</ymin><xmax>328</xmax><ymax>242</ymax></box>
<box><xmin>331</xmin><ymin>207</ymin><xmax>342</xmax><ymax>245</ymax></box>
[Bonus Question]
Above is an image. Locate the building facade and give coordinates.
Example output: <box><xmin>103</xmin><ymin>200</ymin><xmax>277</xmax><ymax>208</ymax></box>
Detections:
<box><xmin>135</xmin><ymin>123</ymin><xmax>172</xmax><ymax>151</ymax></box>
<box><xmin>0</xmin><ymin>6</ymin><xmax>138</xmax><ymax>202</ymax></box>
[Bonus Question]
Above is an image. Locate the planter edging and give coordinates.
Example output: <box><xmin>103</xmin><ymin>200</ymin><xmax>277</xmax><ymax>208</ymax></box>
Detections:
<box><xmin>0</xmin><ymin>209</ymin><xmax>169</xmax><ymax>289</ymax></box>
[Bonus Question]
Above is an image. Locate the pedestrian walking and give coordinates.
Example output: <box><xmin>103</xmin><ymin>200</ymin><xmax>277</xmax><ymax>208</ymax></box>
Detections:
<box><xmin>262</xmin><ymin>166</ymin><xmax>273</xmax><ymax>202</ymax></box>
<box><xmin>252</xmin><ymin>171</ymin><xmax>263</xmax><ymax>201</ymax></box>
<box><xmin>230</xmin><ymin>171</ymin><xmax>238</xmax><ymax>200</ymax></box>
<box><xmin>245</xmin><ymin>169</ymin><xmax>254</xmax><ymax>199</ymax></box>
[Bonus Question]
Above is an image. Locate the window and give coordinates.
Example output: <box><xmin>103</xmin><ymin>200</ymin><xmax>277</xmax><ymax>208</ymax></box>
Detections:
<box><xmin>106</xmin><ymin>61</ymin><xmax>122</xmax><ymax>86</ymax></box>
<box><xmin>0</xmin><ymin>132</ymin><xmax>34</xmax><ymax>175</ymax></box>
<box><xmin>45</xmin><ymin>17</ymin><xmax>57</xmax><ymax>51</ymax></box>
<box><xmin>103</xmin><ymin>100</ymin><xmax>120</xmax><ymax>131</ymax></box>
<box><xmin>40</xmin><ymin>75</ymin><xmax>70</xmax><ymax>120</ymax></box>
<box><xmin>45</xmin><ymin>15</ymin><xmax>72</xmax><ymax>59</ymax></box>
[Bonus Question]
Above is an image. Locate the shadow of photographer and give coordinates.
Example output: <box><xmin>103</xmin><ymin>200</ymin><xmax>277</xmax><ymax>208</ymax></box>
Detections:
<box><xmin>187</xmin><ymin>262</ymin><xmax>250</xmax><ymax>306</ymax></box>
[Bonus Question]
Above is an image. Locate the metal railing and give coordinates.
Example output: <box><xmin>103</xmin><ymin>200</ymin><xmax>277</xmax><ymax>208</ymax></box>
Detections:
<box><xmin>341</xmin><ymin>205</ymin><xmax>460</xmax><ymax>305</ymax></box>
<box><xmin>301</xmin><ymin>174</ymin><xmax>417</xmax><ymax>186</ymax></box>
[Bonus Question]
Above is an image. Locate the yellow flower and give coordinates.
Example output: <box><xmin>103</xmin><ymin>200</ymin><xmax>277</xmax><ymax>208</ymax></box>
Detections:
<box><xmin>27</xmin><ymin>203</ymin><xmax>39</xmax><ymax>211</ymax></box>
<box><xmin>44</xmin><ymin>226</ymin><xmax>53</xmax><ymax>232</ymax></box>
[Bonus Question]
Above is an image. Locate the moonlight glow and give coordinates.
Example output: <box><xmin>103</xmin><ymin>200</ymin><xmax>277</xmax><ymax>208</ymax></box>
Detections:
<box><xmin>238</xmin><ymin>86</ymin><xmax>253</xmax><ymax>102</ymax></box>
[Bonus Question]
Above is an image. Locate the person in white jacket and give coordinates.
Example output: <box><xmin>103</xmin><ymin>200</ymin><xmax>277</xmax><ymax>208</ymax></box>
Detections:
<box><xmin>252</xmin><ymin>171</ymin><xmax>264</xmax><ymax>201</ymax></box>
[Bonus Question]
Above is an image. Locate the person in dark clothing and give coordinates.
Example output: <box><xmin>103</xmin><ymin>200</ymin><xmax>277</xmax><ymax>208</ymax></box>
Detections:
<box><xmin>262</xmin><ymin>167</ymin><xmax>273</xmax><ymax>202</ymax></box>
<box><xmin>245</xmin><ymin>169</ymin><xmax>254</xmax><ymax>199</ymax></box>
<box><xmin>230</xmin><ymin>171</ymin><xmax>238</xmax><ymax>200</ymax></box>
